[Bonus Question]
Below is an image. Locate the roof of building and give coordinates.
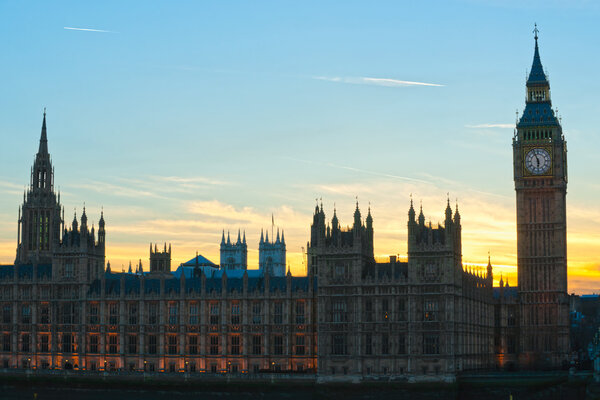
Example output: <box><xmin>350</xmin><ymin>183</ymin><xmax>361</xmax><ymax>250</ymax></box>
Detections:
<box><xmin>517</xmin><ymin>101</ymin><xmax>559</xmax><ymax>128</ymax></box>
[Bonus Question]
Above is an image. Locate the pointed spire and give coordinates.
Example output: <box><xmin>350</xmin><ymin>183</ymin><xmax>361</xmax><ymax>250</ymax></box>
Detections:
<box><xmin>265</xmin><ymin>230</ymin><xmax>269</xmax><ymax>243</ymax></box>
<box><xmin>243</xmin><ymin>230</ymin><xmax>246</xmax><ymax>244</ymax></box>
<box><xmin>418</xmin><ymin>201</ymin><xmax>425</xmax><ymax>225</ymax></box>
<box><xmin>106</xmin><ymin>261</ymin><xmax>111</xmax><ymax>274</ymax></box>
<box><xmin>221</xmin><ymin>230</ymin><xmax>226</xmax><ymax>244</ymax></box>
<box><xmin>276</xmin><ymin>227</ymin><xmax>280</xmax><ymax>243</ymax></box>
<box><xmin>281</xmin><ymin>230</ymin><xmax>285</xmax><ymax>244</ymax></box>
<box><xmin>260</xmin><ymin>228</ymin><xmax>264</xmax><ymax>244</ymax></box>
<box><xmin>72</xmin><ymin>209</ymin><xmax>78</xmax><ymax>231</ymax></box>
<box><xmin>237</xmin><ymin>229</ymin><xmax>241</xmax><ymax>244</ymax></box>
<box><xmin>227</xmin><ymin>231</ymin><xmax>231</xmax><ymax>245</ymax></box>
<box><xmin>99</xmin><ymin>207</ymin><xmax>105</xmax><ymax>229</ymax></box>
<box><xmin>527</xmin><ymin>24</ymin><xmax>548</xmax><ymax>85</ymax></box>
<box><xmin>38</xmin><ymin>108</ymin><xmax>48</xmax><ymax>156</ymax></box>
<box><xmin>128</xmin><ymin>261</ymin><xmax>132</xmax><ymax>274</ymax></box>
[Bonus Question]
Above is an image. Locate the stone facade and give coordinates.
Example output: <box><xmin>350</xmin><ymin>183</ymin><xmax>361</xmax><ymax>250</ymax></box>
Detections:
<box><xmin>309</xmin><ymin>202</ymin><xmax>493</xmax><ymax>379</ymax></box>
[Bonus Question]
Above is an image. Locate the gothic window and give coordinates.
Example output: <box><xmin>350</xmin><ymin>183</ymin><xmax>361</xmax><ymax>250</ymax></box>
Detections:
<box><xmin>61</xmin><ymin>303</ymin><xmax>75</xmax><ymax>324</ymax></box>
<box><xmin>365</xmin><ymin>300</ymin><xmax>373</xmax><ymax>322</ymax></box>
<box><xmin>88</xmin><ymin>304</ymin><xmax>98</xmax><ymax>324</ymax></box>
<box><xmin>65</xmin><ymin>262</ymin><xmax>73</xmax><ymax>279</ymax></box>
<box><xmin>189</xmin><ymin>303</ymin><xmax>199</xmax><ymax>324</ymax></box>
<box><xmin>295</xmin><ymin>301</ymin><xmax>305</xmax><ymax>324</ymax></box>
<box><xmin>332</xmin><ymin>301</ymin><xmax>347</xmax><ymax>323</ymax></box>
<box><xmin>381</xmin><ymin>333</ymin><xmax>389</xmax><ymax>355</ymax></box>
<box><xmin>89</xmin><ymin>335</ymin><xmax>98</xmax><ymax>353</ymax></box>
<box><xmin>2</xmin><ymin>334</ymin><xmax>10</xmax><ymax>352</ymax></box>
<box><xmin>397</xmin><ymin>298</ymin><xmax>407</xmax><ymax>321</ymax></box>
<box><xmin>507</xmin><ymin>307</ymin><xmax>516</xmax><ymax>326</ymax></box>
<box><xmin>167</xmin><ymin>335</ymin><xmax>177</xmax><ymax>355</ymax></box>
<box><xmin>273</xmin><ymin>335</ymin><xmax>283</xmax><ymax>355</ymax></box>
<box><xmin>21</xmin><ymin>305</ymin><xmax>31</xmax><ymax>324</ymax></box>
<box><xmin>40</xmin><ymin>335</ymin><xmax>49</xmax><ymax>352</ymax></box>
<box><xmin>62</xmin><ymin>333</ymin><xmax>73</xmax><ymax>353</ymax></box>
<box><xmin>507</xmin><ymin>336</ymin><xmax>516</xmax><ymax>354</ymax></box>
<box><xmin>209</xmin><ymin>335</ymin><xmax>219</xmax><ymax>355</ymax></box>
<box><xmin>295</xmin><ymin>335</ymin><xmax>305</xmax><ymax>355</ymax></box>
<box><xmin>365</xmin><ymin>334</ymin><xmax>372</xmax><ymax>355</ymax></box>
<box><xmin>251</xmin><ymin>335</ymin><xmax>262</xmax><ymax>355</ymax></box>
<box><xmin>148</xmin><ymin>303</ymin><xmax>158</xmax><ymax>325</ymax></box>
<box><xmin>230</xmin><ymin>303</ymin><xmax>240</xmax><ymax>325</ymax></box>
<box><xmin>398</xmin><ymin>334</ymin><xmax>406</xmax><ymax>354</ymax></box>
<box><xmin>334</xmin><ymin>264</ymin><xmax>348</xmax><ymax>279</ymax></box>
<box><xmin>108</xmin><ymin>303</ymin><xmax>118</xmax><ymax>325</ymax></box>
<box><xmin>423</xmin><ymin>335</ymin><xmax>439</xmax><ymax>355</ymax></box>
<box><xmin>128</xmin><ymin>303</ymin><xmax>138</xmax><ymax>325</ymax></box>
<box><xmin>230</xmin><ymin>335</ymin><xmax>240</xmax><ymax>355</ymax></box>
<box><xmin>21</xmin><ymin>334</ymin><xmax>30</xmax><ymax>352</ymax></box>
<box><xmin>423</xmin><ymin>300</ymin><xmax>438</xmax><ymax>322</ymax></box>
<box><xmin>168</xmin><ymin>303</ymin><xmax>178</xmax><ymax>325</ymax></box>
<box><xmin>332</xmin><ymin>334</ymin><xmax>347</xmax><ymax>355</ymax></box>
<box><xmin>273</xmin><ymin>302</ymin><xmax>283</xmax><ymax>324</ymax></box>
<box><xmin>209</xmin><ymin>303</ymin><xmax>219</xmax><ymax>325</ymax></box>
<box><xmin>188</xmin><ymin>335</ymin><xmax>198</xmax><ymax>355</ymax></box>
<box><xmin>252</xmin><ymin>302</ymin><xmax>261</xmax><ymax>324</ymax></box>
<box><xmin>148</xmin><ymin>335</ymin><xmax>157</xmax><ymax>354</ymax></box>
<box><xmin>108</xmin><ymin>335</ymin><xmax>118</xmax><ymax>354</ymax></box>
<box><xmin>128</xmin><ymin>335</ymin><xmax>137</xmax><ymax>354</ymax></box>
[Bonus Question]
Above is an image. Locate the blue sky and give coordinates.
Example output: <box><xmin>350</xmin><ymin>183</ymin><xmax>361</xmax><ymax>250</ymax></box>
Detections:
<box><xmin>1</xmin><ymin>1</ymin><xmax>599</xmax><ymax>292</ymax></box>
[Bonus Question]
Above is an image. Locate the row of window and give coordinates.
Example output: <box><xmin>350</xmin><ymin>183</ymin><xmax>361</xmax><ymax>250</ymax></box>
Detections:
<box><xmin>1</xmin><ymin>333</ymin><xmax>310</xmax><ymax>356</ymax></box>
<box><xmin>331</xmin><ymin>299</ymin><xmax>439</xmax><ymax>322</ymax></box>
<box><xmin>1</xmin><ymin>301</ymin><xmax>307</xmax><ymax>326</ymax></box>
<box><xmin>331</xmin><ymin>334</ymin><xmax>439</xmax><ymax>355</ymax></box>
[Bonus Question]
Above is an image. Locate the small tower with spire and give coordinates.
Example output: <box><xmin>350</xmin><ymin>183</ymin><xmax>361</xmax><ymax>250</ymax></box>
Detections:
<box><xmin>149</xmin><ymin>242</ymin><xmax>172</xmax><ymax>277</ymax></box>
<box><xmin>259</xmin><ymin>226</ymin><xmax>286</xmax><ymax>276</ymax></box>
<box><xmin>219</xmin><ymin>228</ymin><xmax>248</xmax><ymax>271</ymax></box>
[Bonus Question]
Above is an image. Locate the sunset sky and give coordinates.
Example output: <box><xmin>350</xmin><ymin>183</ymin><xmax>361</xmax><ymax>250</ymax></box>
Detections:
<box><xmin>0</xmin><ymin>1</ymin><xmax>599</xmax><ymax>293</ymax></box>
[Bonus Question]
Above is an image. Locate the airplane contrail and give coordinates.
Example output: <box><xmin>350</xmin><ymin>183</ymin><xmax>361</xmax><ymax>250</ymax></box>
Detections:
<box><xmin>64</xmin><ymin>27</ymin><xmax>114</xmax><ymax>33</ymax></box>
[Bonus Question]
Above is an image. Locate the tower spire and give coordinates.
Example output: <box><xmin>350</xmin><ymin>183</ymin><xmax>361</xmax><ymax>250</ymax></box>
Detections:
<box><xmin>38</xmin><ymin>108</ymin><xmax>48</xmax><ymax>156</ymax></box>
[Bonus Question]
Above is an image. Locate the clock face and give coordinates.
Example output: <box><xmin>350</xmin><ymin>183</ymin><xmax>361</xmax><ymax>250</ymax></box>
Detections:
<box><xmin>525</xmin><ymin>148</ymin><xmax>552</xmax><ymax>175</ymax></box>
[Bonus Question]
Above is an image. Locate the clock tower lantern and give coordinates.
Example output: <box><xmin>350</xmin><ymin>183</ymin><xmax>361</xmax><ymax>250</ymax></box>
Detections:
<box><xmin>513</xmin><ymin>27</ymin><xmax>569</xmax><ymax>368</ymax></box>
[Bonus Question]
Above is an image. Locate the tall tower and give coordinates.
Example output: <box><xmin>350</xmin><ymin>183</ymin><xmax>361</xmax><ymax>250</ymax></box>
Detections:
<box><xmin>15</xmin><ymin>110</ymin><xmax>63</xmax><ymax>265</ymax></box>
<box><xmin>513</xmin><ymin>27</ymin><xmax>569</xmax><ymax>368</ymax></box>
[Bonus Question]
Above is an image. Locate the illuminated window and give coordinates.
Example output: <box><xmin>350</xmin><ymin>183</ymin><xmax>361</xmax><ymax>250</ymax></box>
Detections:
<box><xmin>423</xmin><ymin>300</ymin><xmax>438</xmax><ymax>322</ymax></box>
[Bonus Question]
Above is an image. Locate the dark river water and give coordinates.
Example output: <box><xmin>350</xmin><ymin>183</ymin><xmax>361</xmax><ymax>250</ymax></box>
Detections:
<box><xmin>0</xmin><ymin>384</ymin><xmax>589</xmax><ymax>400</ymax></box>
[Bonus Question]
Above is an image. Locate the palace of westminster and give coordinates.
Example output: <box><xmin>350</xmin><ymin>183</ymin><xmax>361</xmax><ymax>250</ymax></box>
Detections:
<box><xmin>0</xmin><ymin>33</ymin><xmax>570</xmax><ymax>379</ymax></box>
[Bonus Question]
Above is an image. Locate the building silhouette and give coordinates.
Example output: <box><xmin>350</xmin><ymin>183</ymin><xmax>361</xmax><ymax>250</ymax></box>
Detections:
<box><xmin>0</xmin><ymin>31</ymin><xmax>570</xmax><ymax>378</ymax></box>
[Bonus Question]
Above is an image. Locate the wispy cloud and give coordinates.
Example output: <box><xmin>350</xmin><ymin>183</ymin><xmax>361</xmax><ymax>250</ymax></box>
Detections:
<box><xmin>64</xmin><ymin>27</ymin><xmax>115</xmax><ymax>33</ymax></box>
<box><xmin>314</xmin><ymin>76</ymin><xmax>444</xmax><ymax>88</ymax></box>
<box><xmin>466</xmin><ymin>123</ymin><xmax>514</xmax><ymax>129</ymax></box>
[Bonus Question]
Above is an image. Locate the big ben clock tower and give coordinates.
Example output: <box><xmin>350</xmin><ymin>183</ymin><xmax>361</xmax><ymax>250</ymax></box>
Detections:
<box><xmin>513</xmin><ymin>26</ymin><xmax>569</xmax><ymax>368</ymax></box>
